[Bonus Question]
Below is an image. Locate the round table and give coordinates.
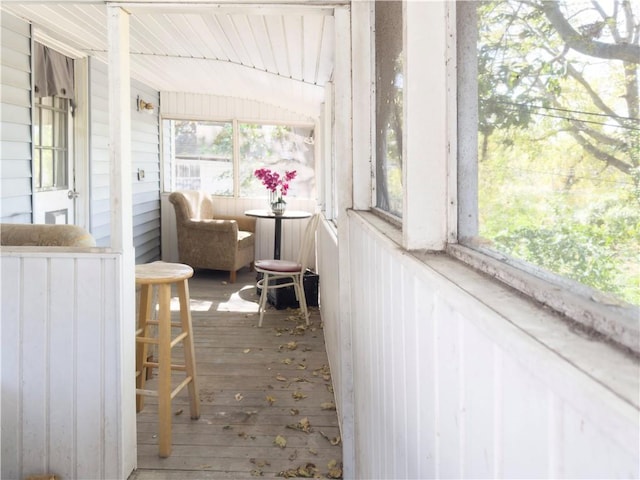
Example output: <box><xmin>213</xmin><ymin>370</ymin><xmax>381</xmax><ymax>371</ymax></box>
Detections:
<box><xmin>244</xmin><ymin>209</ymin><xmax>311</xmax><ymax>259</ymax></box>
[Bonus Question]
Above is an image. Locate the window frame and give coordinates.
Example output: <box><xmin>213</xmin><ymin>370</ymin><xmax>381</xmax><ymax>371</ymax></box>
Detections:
<box><xmin>358</xmin><ymin>0</ymin><xmax>638</xmax><ymax>353</ymax></box>
<box><xmin>452</xmin><ymin>1</ymin><xmax>638</xmax><ymax>353</ymax></box>
<box><xmin>160</xmin><ymin>116</ymin><xmax>316</xmax><ymax>200</ymax></box>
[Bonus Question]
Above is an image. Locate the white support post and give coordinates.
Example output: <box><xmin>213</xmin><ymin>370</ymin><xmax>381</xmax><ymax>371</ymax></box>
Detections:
<box><xmin>334</xmin><ymin>6</ymin><xmax>356</xmax><ymax>479</ymax></box>
<box><xmin>107</xmin><ymin>6</ymin><xmax>137</xmax><ymax>477</ymax></box>
<box><xmin>351</xmin><ymin>1</ymin><xmax>373</xmax><ymax>210</ymax></box>
<box><xmin>403</xmin><ymin>1</ymin><xmax>448</xmax><ymax>250</ymax></box>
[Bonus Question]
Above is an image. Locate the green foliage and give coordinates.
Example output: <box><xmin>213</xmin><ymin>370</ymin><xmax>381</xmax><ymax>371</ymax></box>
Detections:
<box><xmin>476</xmin><ymin>0</ymin><xmax>640</xmax><ymax>305</ymax></box>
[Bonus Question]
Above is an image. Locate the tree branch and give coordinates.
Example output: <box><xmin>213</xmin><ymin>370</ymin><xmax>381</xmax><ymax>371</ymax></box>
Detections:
<box><xmin>541</xmin><ymin>1</ymin><xmax>640</xmax><ymax>64</ymax></box>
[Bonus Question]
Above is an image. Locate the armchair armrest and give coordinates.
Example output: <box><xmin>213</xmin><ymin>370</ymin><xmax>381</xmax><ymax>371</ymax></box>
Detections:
<box><xmin>185</xmin><ymin>219</ymin><xmax>239</xmax><ymax>234</ymax></box>
<box><xmin>215</xmin><ymin>214</ymin><xmax>256</xmax><ymax>233</ymax></box>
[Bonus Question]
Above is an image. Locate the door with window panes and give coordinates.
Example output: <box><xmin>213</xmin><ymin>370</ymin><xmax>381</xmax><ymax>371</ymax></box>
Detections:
<box><xmin>33</xmin><ymin>95</ymin><xmax>75</xmax><ymax>224</ymax></box>
<box><xmin>33</xmin><ymin>43</ymin><xmax>77</xmax><ymax>225</ymax></box>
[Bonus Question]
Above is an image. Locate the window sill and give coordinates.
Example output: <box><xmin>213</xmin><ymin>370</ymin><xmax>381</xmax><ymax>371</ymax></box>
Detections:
<box><xmin>352</xmin><ymin>210</ymin><xmax>639</xmax><ymax>409</ymax></box>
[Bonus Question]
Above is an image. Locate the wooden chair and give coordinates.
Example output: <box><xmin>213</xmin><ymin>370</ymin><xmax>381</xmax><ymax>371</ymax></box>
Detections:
<box><xmin>255</xmin><ymin>213</ymin><xmax>320</xmax><ymax>327</ymax></box>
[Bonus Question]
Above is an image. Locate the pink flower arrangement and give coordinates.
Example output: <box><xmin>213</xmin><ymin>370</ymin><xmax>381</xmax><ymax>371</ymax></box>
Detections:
<box><xmin>254</xmin><ymin>168</ymin><xmax>297</xmax><ymax>196</ymax></box>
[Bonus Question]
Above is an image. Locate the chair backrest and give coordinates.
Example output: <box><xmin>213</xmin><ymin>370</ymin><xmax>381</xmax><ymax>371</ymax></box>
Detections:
<box><xmin>297</xmin><ymin>213</ymin><xmax>320</xmax><ymax>271</ymax></box>
<box><xmin>169</xmin><ymin>190</ymin><xmax>215</xmax><ymax>222</ymax></box>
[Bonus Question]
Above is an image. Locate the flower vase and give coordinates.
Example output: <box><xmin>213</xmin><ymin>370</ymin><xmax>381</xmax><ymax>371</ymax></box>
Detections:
<box><xmin>270</xmin><ymin>190</ymin><xmax>286</xmax><ymax>215</ymax></box>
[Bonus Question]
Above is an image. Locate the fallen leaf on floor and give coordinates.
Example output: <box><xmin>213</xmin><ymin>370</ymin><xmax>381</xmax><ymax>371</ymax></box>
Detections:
<box><xmin>286</xmin><ymin>341</ymin><xmax>298</xmax><ymax>350</ymax></box>
<box><xmin>321</xmin><ymin>402</ymin><xmax>336</xmax><ymax>411</ymax></box>
<box><xmin>287</xmin><ymin>417</ymin><xmax>312</xmax><ymax>433</ymax></box>
<box><xmin>297</xmin><ymin>364</ymin><xmax>307</xmax><ymax>370</ymax></box>
<box><xmin>288</xmin><ymin>449</ymin><xmax>298</xmax><ymax>461</ymax></box>
<box><xmin>282</xmin><ymin>358</ymin><xmax>293</xmax><ymax>365</ymax></box>
<box><xmin>243</xmin><ymin>348</ymin><xmax>251</xmax><ymax>353</ymax></box>
<box><xmin>326</xmin><ymin>384</ymin><xmax>334</xmax><ymax>393</ymax></box>
<box><xmin>276</xmin><ymin>374</ymin><xmax>287</xmax><ymax>382</ymax></box>
<box><xmin>308</xmin><ymin>448</ymin><xmax>318</xmax><ymax>456</ymax></box>
<box><xmin>292</xmin><ymin>391</ymin><xmax>307</xmax><ymax>401</ymax></box>
<box><xmin>223</xmin><ymin>425</ymin><xmax>233</xmax><ymax>430</ymax></box>
<box><xmin>235</xmin><ymin>393</ymin><xmax>244</xmax><ymax>401</ymax></box>
<box><xmin>266</xmin><ymin>395</ymin><xmax>276</xmax><ymax>405</ymax></box>
<box><xmin>327</xmin><ymin>461</ymin><xmax>343</xmax><ymax>479</ymax></box>
<box><xmin>174</xmin><ymin>408</ymin><xmax>183</xmax><ymax>416</ymax></box>
<box><xmin>274</xmin><ymin>435</ymin><xmax>287</xmax><ymax>448</ymax></box>
<box><xmin>320</xmin><ymin>431</ymin><xmax>342</xmax><ymax>446</ymax></box>
<box><xmin>250</xmin><ymin>468</ymin><xmax>263</xmax><ymax>476</ymax></box>
<box><xmin>250</xmin><ymin>458</ymin><xmax>271</xmax><ymax>468</ymax></box>
<box><xmin>276</xmin><ymin>463</ymin><xmax>318</xmax><ymax>478</ymax></box>
<box><xmin>290</xmin><ymin>408</ymin><xmax>299</xmax><ymax>415</ymax></box>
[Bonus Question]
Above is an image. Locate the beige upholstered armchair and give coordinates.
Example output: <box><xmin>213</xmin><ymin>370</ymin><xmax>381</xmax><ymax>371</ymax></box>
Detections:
<box><xmin>168</xmin><ymin>191</ymin><xmax>256</xmax><ymax>283</ymax></box>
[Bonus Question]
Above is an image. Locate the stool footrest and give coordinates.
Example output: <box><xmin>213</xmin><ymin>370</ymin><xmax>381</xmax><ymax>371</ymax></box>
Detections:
<box><xmin>171</xmin><ymin>376</ymin><xmax>194</xmax><ymax>400</ymax></box>
<box><xmin>145</xmin><ymin>319</ymin><xmax>183</xmax><ymax>328</ymax></box>
<box><xmin>170</xmin><ymin>331</ymin><xmax>189</xmax><ymax>348</ymax></box>
<box><xmin>135</xmin><ymin>376</ymin><xmax>194</xmax><ymax>400</ymax></box>
<box><xmin>142</xmin><ymin>361</ymin><xmax>187</xmax><ymax>371</ymax></box>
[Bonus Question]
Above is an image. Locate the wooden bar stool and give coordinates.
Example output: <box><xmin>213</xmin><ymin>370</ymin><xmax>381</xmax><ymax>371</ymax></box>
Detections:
<box><xmin>135</xmin><ymin>261</ymin><xmax>200</xmax><ymax>458</ymax></box>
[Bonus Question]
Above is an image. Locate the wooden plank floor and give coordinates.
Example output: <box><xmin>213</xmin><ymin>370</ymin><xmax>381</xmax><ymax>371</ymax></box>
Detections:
<box><xmin>129</xmin><ymin>268</ymin><xmax>342</xmax><ymax>480</ymax></box>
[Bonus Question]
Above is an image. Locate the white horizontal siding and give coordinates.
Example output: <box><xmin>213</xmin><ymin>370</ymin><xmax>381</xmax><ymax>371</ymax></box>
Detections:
<box><xmin>1</xmin><ymin>12</ymin><xmax>33</xmax><ymax>223</ymax></box>
<box><xmin>0</xmin><ymin>248</ymin><xmax>134</xmax><ymax>480</ymax></box>
<box><xmin>320</xmin><ymin>211</ymin><xmax>640</xmax><ymax>479</ymax></box>
<box><xmin>89</xmin><ymin>57</ymin><xmax>161</xmax><ymax>263</ymax></box>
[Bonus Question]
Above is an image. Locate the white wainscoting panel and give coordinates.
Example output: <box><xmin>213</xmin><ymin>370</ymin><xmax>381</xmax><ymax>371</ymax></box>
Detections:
<box><xmin>1</xmin><ymin>249</ymin><xmax>135</xmax><ymax>480</ymax></box>
<box><xmin>318</xmin><ymin>211</ymin><xmax>639</xmax><ymax>479</ymax></box>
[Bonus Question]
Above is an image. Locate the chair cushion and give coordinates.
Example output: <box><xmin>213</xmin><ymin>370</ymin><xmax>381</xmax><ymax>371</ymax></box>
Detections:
<box><xmin>255</xmin><ymin>259</ymin><xmax>301</xmax><ymax>272</ymax></box>
<box><xmin>238</xmin><ymin>230</ymin><xmax>255</xmax><ymax>248</ymax></box>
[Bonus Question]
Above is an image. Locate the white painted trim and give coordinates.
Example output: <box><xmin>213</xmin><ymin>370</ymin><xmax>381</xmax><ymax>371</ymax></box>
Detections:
<box><xmin>351</xmin><ymin>0</ymin><xmax>373</xmax><ymax>211</ymax></box>
<box><xmin>403</xmin><ymin>0</ymin><xmax>447</xmax><ymax>251</ymax></box>
<box><xmin>33</xmin><ymin>29</ymin><xmax>87</xmax><ymax>59</ymax></box>
<box><xmin>74</xmin><ymin>57</ymin><xmax>91</xmax><ymax>230</ymax></box>
<box><xmin>107</xmin><ymin>6</ymin><xmax>137</xmax><ymax>477</ymax></box>
<box><xmin>445</xmin><ymin>2</ymin><xmax>458</xmax><ymax>244</ymax></box>
<box><xmin>333</xmin><ymin>6</ymin><xmax>356</xmax><ymax>478</ymax></box>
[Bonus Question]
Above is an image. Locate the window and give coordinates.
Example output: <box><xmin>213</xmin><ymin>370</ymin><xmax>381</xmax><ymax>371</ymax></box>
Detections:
<box><xmin>163</xmin><ymin>119</ymin><xmax>315</xmax><ymax>199</ymax></box>
<box><xmin>33</xmin><ymin>96</ymin><xmax>70</xmax><ymax>192</ymax></box>
<box><xmin>458</xmin><ymin>1</ymin><xmax>639</xmax><ymax>306</ymax></box>
<box><xmin>374</xmin><ymin>1</ymin><xmax>404</xmax><ymax>217</ymax></box>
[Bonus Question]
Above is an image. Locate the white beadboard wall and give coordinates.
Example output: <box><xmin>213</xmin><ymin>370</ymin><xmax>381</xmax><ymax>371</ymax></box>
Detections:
<box><xmin>1</xmin><ymin>249</ymin><xmax>136</xmax><ymax>480</ymax></box>
<box><xmin>317</xmin><ymin>211</ymin><xmax>639</xmax><ymax>479</ymax></box>
<box><xmin>161</xmin><ymin>92</ymin><xmax>315</xmax><ymax>124</ymax></box>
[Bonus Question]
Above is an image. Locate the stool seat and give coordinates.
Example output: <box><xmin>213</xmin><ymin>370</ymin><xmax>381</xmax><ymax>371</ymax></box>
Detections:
<box><xmin>135</xmin><ymin>261</ymin><xmax>200</xmax><ymax>458</ymax></box>
<box><xmin>135</xmin><ymin>262</ymin><xmax>193</xmax><ymax>284</ymax></box>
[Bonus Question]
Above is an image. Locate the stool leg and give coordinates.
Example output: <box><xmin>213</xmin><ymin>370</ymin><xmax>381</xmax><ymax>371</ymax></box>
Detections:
<box><xmin>136</xmin><ymin>284</ymin><xmax>153</xmax><ymax>412</ymax></box>
<box><xmin>157</xmin><ymin>283</ymin><xmax>172</xmax><ymax>458</ymax></box>
<box><xmin>177</xmin><ymin>278</ymin><xmax>200</xmax><ymax>420</ymax></box>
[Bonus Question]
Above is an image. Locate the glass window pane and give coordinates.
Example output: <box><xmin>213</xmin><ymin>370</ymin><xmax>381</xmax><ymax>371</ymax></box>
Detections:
<box><xmin>34</xmin><ymin>149</ymin><xmax>41</xmax><ymax>189</ymax></box>
<box><xmin>172</xmin><ymin>120</ymin><xmax>233</xmax><ymax>195</ymax></box>
<box><xmin>41</xmin><ymin>108</ymin><xmax>53</xmax><ymax>147</ymax></box>
<box><xmin>474</xmin><ymin>1</ymin><xmax>639</xmax><ymax>305</ymax></box>
<box><xmin>238</xmin><ymin>123</ymin><xmax>315</xmax><ymax>199</ymax></box>
<box><xmin>375</xmin><ymin>0</ymin><xmax>403</xmax><ymax>217</ymax></box>
<box><xmin>55</xmin><ymin>150</ymin><xmax>68</xmax><ymax>189</ymax></box>
<box><xmin>40</xmin><ymin>149</ymin><xmax>54</xmax><ymax>189</ymax></box>
<box><xmin>55</xmin><ymin>109</ymin><xmax>67</xmax><ymax>149</ymax></box>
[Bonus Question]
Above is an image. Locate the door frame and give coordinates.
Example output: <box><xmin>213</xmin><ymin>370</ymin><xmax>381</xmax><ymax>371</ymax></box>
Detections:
<box><xmin>31</xmin><ymin>32</ymin><xmax>90</xmax><ymax>229</ymax></box>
